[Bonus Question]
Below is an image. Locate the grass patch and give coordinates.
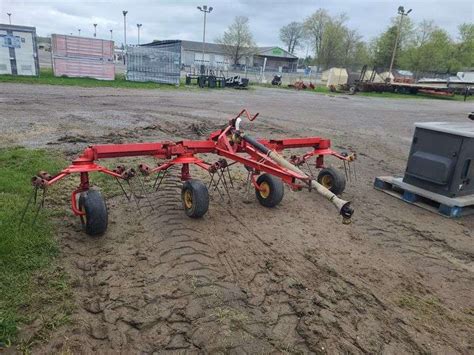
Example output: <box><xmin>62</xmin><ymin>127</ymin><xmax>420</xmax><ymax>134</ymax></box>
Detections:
<box><xmin>0</xmin><ymin>147</ymin><xmax>73</xmax><ymax>348</ymax></box>
<box><xmin>0</xmin><ymin>68</ymin><xmax>185</xmax><ymax>90</ymax></box>
<box><xmin>397</xmin><ymin>294</ymin><xmax>445</xmax><ymax>316</ymax></box>
<box><xmin>395</xmin><ymin>293</ymin><xmax>465</xmax><ymax>326</ymax></box>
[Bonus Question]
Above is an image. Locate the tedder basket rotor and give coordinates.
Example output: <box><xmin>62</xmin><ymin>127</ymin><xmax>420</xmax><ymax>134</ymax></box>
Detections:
<box><xmin>30</xmin><ymin>109</ymin><xmax>357</xmax><ymax>236</ymax></box>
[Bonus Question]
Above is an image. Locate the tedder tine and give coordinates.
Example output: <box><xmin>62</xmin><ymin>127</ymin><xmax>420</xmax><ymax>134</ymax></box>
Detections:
<box><xmin>153</xmin><ymin>170</ymin><xmax>167</xmax><ymax>191</ymax></box>
<box><xmin>244</xmin><ymin>171</ymin><xmax>252</xmax><ymax>203</ymax></box>
<box><xmin>32</xmin><ymin>188</ymin><xmax>47</xmax><ymax>226</ymax></box>
<box><xmin>348</xmin><ymin>161</ymin><xmax>352</xmax><ymax>183</ymax></box>
<box><xmin>213</xmin><ymin>169</ymin><xmax>223</xmax><ymax>190</ymax></box>
<box><xmin>208</xmin><ymin>171</ymin><xmax>225</xmax><ymax>201</ymax></box>
<box><xmin>137</xmin><ymin>174</ymin><xmax>154</xmax><ymax>211</ymax></box>
<box><xmin>220</xmin><ymin>169</ymin><xmax>232</xmax><ymax>202</ymax></box>
<box><xmin>126</xmin><ymin>180</ymin><xmax>142</xmax><ymax>213</ymax></box>
<box><xmin>19</xmin><ymin>186</ymin><xmax>38</xmax><ymax>228</ymax></box>
<box><xmin>305</xmin><ymin>161</ymin><xmax>315</xmax><ymax>179</ymax></box>
<box><xmin>343</xmin><ymin>161</ymin><xmax>349</xmax><ymax>181</ymax></box>
<box><xmin>226</xmin><ymin>165</ymin><xmax>234</xmax><ymax>188</ymax></box>
<box><xmin>115</xmin><ymin>177</ymin><xmax>131</xmax><ymax>201</ymax></box>
<box><xmin>208</xmin><ymin>171</ymin><xmax>216</xmax><ymax>189</ymax></box>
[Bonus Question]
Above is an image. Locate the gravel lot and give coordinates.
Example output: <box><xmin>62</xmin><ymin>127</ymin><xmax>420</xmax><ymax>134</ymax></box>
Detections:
<box><xmin>1</xmin><ymin>83</ymin><xmax>473</xmax><ymax>353</ymax></box>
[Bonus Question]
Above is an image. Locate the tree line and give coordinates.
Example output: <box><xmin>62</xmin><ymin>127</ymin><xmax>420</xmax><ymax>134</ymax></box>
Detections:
<box><xmin>216</xmin><ymin>10</ymin><xmax>473</xmax><ymax>75</ymax></box>
<box><xmin>282</xmin><ymin>9</ymin><xmax>473</xmax><ymax>75</ymax></box>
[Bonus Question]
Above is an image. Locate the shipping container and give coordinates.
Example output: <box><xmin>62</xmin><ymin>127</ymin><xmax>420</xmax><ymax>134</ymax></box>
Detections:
<box><xmin>0</xmin><ymin>24</ymin><xmax>39</xmax><ymax>76</ymax></box>
<box><xmin>126</xmin><ymin>42</ymin><xmax>181</xmax><ymax>85</ymax></box>
<box><xmin>51</xmin><ymin>34</ymin><xmax>115</xmax><ymax>80</ymax></box>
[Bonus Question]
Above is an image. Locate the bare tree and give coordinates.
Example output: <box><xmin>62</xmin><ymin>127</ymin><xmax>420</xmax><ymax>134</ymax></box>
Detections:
<box><xmin>342</xmin><ymin>28</ymin><xmax>363</xmax><ymax>67</ymax></box>
<box><xmin>303</xmin><ymin>9</ymin><xmax>331</xmax><ymax>68</ymax></box>
<box><xmin>216</xmin><ymin>16</ymin><xmax>255</xmax><ymax>66</ymax></box>
<box><xmin>304</xmin><ymin>10</ymin><xmax>351</xmax><ymax>69</ymax></box>
<box><xmin>279</xmin><ymin>22</ymin><xmax>304</xmax><ymax>54</ymax></box>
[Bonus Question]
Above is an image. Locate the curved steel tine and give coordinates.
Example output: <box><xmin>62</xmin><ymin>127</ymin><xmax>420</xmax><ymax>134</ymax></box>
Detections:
<box><xmin>226</xmin><ymin>166</ymin><xmax>234</xmax><ymax>188</ymax></box>
<box><xmin>137</xmin><ymin>174</ymin><xmax>154</xmax><ymax>210</ymax></box>
<box><xmin>126</xmin><ymin>180</ymin><xmax>142</xmax><ymax>213</ymax></box>
<box><xmin>19</xmin><ymin>186</ymin><xmax>38</xmax><ymax>228</ymax></box>
<box><xmin>153</xmin><ymin>170</ymin><xmax>167</xmax><ymax>191</ymax></box>
<box><xmin>115</xmin><ymin>177</ymin><xmax>130</xmax><ymax>201</ymax></box>
<box><xmin>32</xmin><ymin>188</ymin><xmax>47</xmax><ymax>226</ymax></box>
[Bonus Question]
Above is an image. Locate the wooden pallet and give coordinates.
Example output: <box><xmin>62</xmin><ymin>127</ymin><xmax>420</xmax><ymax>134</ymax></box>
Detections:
<box><xmin>374</xmin><ymin>176</ymin><xmax>474</xmax><ymax>218</ymax></box>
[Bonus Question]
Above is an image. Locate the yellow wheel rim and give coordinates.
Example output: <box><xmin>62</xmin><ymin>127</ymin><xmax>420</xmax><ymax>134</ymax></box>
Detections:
<box><xmin>184</xmin><ymin>190</ymin><xmax>193</xmax><ymax>209</ymax></box>
<box><xmin>259</xmin><ymin>182</ymin><xmax>270</xmax><ymax>199</ymax></box>
<box><xmin>321</xmin><ymin>175</ymin><xmax>333</xmax><ymax>189</ymax></box>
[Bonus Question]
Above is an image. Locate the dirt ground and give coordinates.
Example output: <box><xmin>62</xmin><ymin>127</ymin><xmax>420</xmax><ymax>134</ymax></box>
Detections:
<box><xmin>1</xmin><ymin>83</ymin><xmax>473</xmax><ymax>353</ymax></box>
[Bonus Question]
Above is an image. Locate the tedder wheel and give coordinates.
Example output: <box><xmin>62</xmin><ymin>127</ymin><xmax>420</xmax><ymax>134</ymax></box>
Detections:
<box><xmin>79</xmin><ymin>189</ymin><xmax>108</xmax><ymax>236</ymax></box>
<box><xmin>255</xmin><ymin>173</ymin><xmax>284</xmax><ymax>208</ymax></box>
<box><xmin>317</xmin><ymin>167</ymin><xmax>346</xmax><ymax>195</ymax></box>
<box><xmin>182</xmin><ymin>179</ymin><xmax>209</xmax><ymax>218</ymax></box>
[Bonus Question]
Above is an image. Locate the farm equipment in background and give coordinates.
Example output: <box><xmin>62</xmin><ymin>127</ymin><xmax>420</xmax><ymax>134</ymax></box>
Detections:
<box><xmin>26</xmin><ymin>110</ymin><xmax>356</xmax><ymax>236</ymax></box>
<box><xmin>331</xmin><ymin>65</ymin><xmax>388</xmax><ymax>94</ymax></box>
<box><xmin>271</xmin><ymin>75</ymin><xmax>282</xmax><ymax>86</ymax></box>
<box><xmin>225</xmin><ymin>75</ymin><xmax>249</xmax><ymax>89</ymax></box>
<box><xmin>288</xmin><ymin>81</ymin><xmax>315</xmax><ymax>90</ymax></box>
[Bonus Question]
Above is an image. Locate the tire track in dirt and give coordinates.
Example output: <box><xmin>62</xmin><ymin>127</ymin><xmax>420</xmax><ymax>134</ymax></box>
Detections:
<box><xmin>39</xmin><ymin>172</ymin><xmax>280</xmax><ymax>353</ymax></box>
<box><xmin>183</xmin><ymin>188</ymin><xmax>416</xmax><ymax>353</ymax></box>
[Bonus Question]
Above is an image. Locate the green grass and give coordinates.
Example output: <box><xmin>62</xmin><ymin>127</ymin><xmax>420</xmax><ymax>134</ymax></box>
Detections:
<box><xmin>0</xmin><ymin>68</ymin><xmax>185</xmax><ymax>90</ymax></box>
<box><xmin>2</xmin><ymin>69</ymin><xmax>471</xmax><ymax>101</ymax></box>
<box><xmin>0</xmin><ymin>147</ymin><xmax>73</xmax><ymax>348</ymax></box>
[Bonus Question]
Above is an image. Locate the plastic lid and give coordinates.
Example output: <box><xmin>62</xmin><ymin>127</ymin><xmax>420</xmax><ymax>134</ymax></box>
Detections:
<box><xmin>415</xmin><ymin>122</ymin><xmax>474</xmax><ymax>138</ymax></box>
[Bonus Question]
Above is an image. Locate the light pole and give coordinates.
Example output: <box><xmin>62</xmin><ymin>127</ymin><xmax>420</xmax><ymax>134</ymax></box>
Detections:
<box><xmin>110</xmin><ymin>29</ymin><xmax>113</xmax><ymax>40</ymax></box>
<box><xmin>197</xmin><ymin>5</ymin><xmax>213</xmax><ymax>70</ymax></box>
<box><xmin>137</xmin><ymin>24</ymin><xmax>142</xmax><ymax>45</ymax></box>
<box><xmin>388</xmin><ymin>5</ymin><xmax>412</xmax><ymax>81</ymax></box>
<box><xmin>122</xmin><ymin>10</ymin><xmax>128</xmax><ymax>64</ymax></box>
<box><xmin>7</xmin><ymin>13</ymin><xmax>12</xmax><ymax>25</ymax></box>
<box><xmin>78</xmin><ymin>29</ymin><xmax>81</xmax><ymax>36</ymax></box>
<box><xmin>93</xmin><ymin>24</ymin><xmax>97</xmax><ymax>37</ymax></box>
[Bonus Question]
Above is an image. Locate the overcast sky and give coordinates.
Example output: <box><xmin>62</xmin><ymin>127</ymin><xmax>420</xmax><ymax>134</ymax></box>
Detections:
<box><xmin>1</xmin><ymin>0</ymin><xmax>473</xmax><ymax>55</ymax></box>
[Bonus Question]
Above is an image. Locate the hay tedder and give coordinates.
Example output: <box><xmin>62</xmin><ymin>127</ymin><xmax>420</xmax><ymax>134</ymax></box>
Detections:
<box><xmin>28</xmin><ymin>110</ymin><xmax>356</xmax><ymax>236</ymax></box>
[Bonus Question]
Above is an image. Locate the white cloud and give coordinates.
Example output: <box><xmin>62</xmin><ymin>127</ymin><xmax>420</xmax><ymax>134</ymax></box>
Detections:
<box><xmin>1</xmin><ymin>0</ymin><xmax>472</xmax><ymax>49</ymax></box>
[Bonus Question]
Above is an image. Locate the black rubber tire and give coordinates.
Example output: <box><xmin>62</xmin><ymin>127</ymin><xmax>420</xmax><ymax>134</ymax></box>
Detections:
<box><xmin>182</xmin><ymin>179</ymin><xmax>209</xmax><ymax>218</ymax></box>
<box><xmin>317</xmin><ymin>167</ymin><xmax>346</xmax><ymax>195</ymax></box>
<box><xmin>255</xmin><ymin>174</ymin><xmax>284</xmax><ymax>208</ymax></box>
<box><xmin>79</xmin><ymin>189</ymin><xmax>108</xmax><ymax>236</ymax></box>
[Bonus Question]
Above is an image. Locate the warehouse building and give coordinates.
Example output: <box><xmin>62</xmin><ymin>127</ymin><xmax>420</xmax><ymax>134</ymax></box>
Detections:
<box><xmin>143</xmin><ymin>40</ymin><xmax>298</xmax><ymax>72</ymax></box>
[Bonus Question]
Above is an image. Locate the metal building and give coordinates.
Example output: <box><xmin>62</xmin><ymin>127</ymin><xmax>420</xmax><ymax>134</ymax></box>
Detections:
<box><xmin>51</xmin><ymin>34</ymin><xmax>115</xmax><ymax>80</ymax></box>
<box><xmin>0</xmin><ymin>24</ymin><xmax>39</xmax><ymax>76</ymax></box>
<box><xmin>126</xmin><ymin>41</ymin><xmax>181</xmax><ymax>85</ymax></box>
<box><xmin>149</xmin><ymin>40</ymin><xmax>298</xmax><ymax>72</ymax></box>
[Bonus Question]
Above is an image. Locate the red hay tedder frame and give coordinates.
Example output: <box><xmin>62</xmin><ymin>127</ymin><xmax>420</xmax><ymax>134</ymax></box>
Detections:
<box><xmin>31</xmin><ymin>110</ymin><xmax>355</xmax><ymax>232</ymax></box>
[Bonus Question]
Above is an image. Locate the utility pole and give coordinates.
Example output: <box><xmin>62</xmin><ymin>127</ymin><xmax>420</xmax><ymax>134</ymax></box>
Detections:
<box><xmin>137</xmin><ymin>24</ymin><xmax>142</xmax><ymax>45</ymax></box>
<box><xmin>122</xmin><ymin>10</ymin><xmax>128</xmax><ymax>64</ymax></box>
<box><xmin>7</xmin><ymin>13</ymin><xmax>12</xmax><ymax>25</ymax></box>
<box><xmin>388</xmin><ymin>6</ymin><xmax>412</xmax><ymax>81</ymax></box>
<box><xmin>93</xmin><ymin>24</ymin><xmax>97</xmax><ymax>37</ymax></box>
<box><xmin>78</xmin><ymin>29</ymin><xmax>81</xmax><ymax>36</ymax></box>
<box><xmin>197</xmin><ymin>5</ymin><xmax>213</xmax><ymax>72</ymax></box>
<box><xmin>110</xmin><ymin>29</ymin><xmax>113</xmax><ymax>40</ymax></box>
